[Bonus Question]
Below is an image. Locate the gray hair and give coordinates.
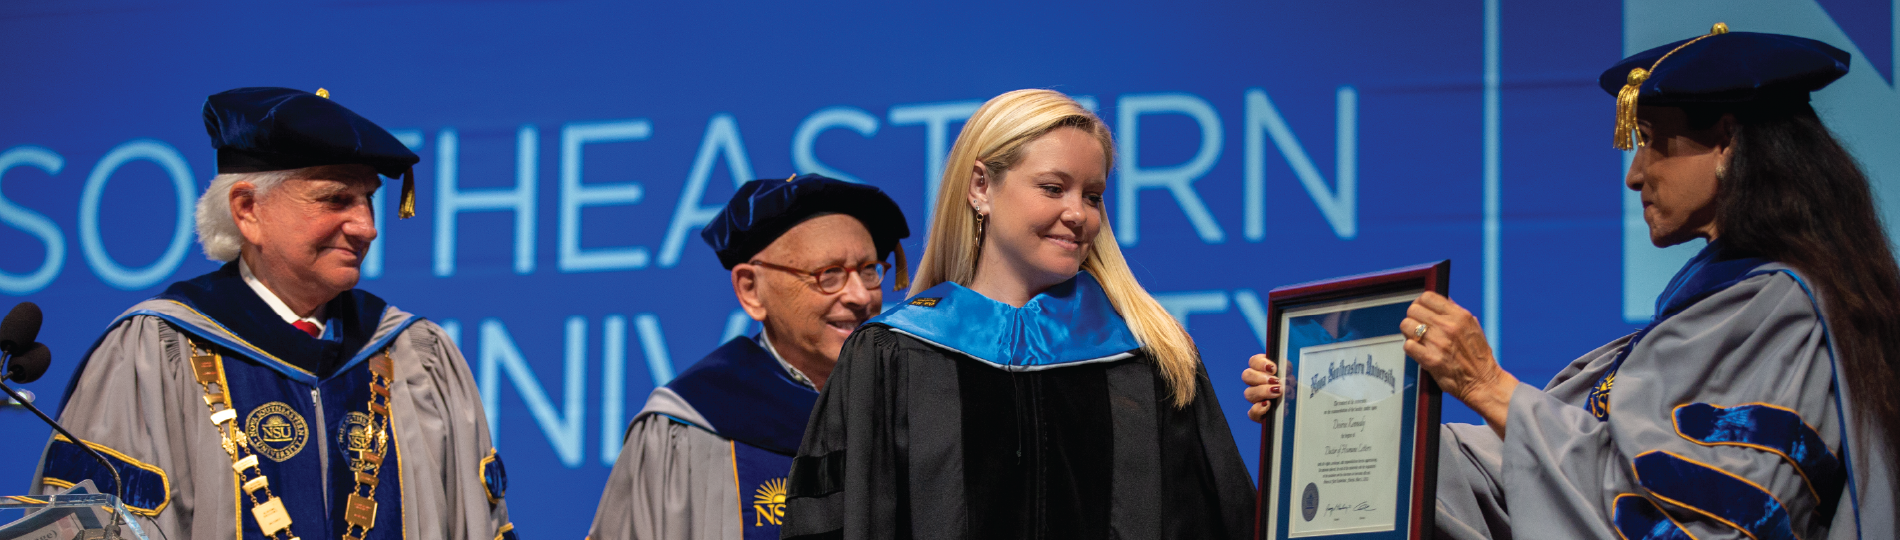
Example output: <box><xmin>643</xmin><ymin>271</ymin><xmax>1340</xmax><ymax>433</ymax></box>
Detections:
<box><xmin>195</xmin><ymin>170</ymin><xmax>297</xmax><ymax>262</ymax></box>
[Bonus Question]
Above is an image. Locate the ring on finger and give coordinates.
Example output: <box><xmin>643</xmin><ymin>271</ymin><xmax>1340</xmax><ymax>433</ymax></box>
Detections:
<box><xmin>1413</xmin><ymin>323</ymin><xmax>1430</xmax><ymax>341</ymax></box>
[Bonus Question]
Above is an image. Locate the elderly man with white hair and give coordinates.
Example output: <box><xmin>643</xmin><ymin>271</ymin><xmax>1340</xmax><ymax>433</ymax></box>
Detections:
<box><xmin>33</xmin><ymin>87</ymin><xmax>517</xmax><ymax>540</ymax></box>
<box><xmin>587</xmin><ymin>173</ymin><xmax>910</xmax><ymax>540</ymax></box>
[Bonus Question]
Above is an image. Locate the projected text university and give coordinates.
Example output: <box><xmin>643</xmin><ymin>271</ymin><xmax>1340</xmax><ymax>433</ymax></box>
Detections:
<box><xmin>1</xmin><ymin>88</ymin><xmax>1358</xmax><ymax>467</ymax></box>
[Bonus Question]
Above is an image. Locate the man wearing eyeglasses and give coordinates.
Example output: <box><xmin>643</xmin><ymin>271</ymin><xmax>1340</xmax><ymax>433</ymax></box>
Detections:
<box><xmin>587</xmin><ymin>173</ymin><xmax>910</xmax><ymax>540</ymax></box>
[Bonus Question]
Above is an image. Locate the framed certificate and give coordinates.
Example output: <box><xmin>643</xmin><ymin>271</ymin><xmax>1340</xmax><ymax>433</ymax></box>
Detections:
<box><xmin>1255</xmin><ymin>261</ymin><xmax>1447</xmax><ymax>540</ymax></box>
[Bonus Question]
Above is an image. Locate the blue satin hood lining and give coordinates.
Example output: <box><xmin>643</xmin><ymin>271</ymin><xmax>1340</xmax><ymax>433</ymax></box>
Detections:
<box><xmin>868</xmin><ymin>272</ymin><xmax>1141</xmax><ymax>370</ymax></box>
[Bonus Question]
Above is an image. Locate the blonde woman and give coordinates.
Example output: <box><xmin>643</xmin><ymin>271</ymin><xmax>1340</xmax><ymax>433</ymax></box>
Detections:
<box><xmin>781</xmin><ymin>89</ymin><xmax>1254</xmax><ymax>539</ymax></box>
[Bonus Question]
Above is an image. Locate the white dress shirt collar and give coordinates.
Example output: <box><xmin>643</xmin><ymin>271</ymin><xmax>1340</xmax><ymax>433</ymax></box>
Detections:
<box><xmin>238</xmin><ymin>258</ymin><xmax>326</xmax><ymax>334</ymax></box>
<box><xmin>757</xmin><ymin>330</ymin><xmax>816</xmax><ymax>391</ymax></box>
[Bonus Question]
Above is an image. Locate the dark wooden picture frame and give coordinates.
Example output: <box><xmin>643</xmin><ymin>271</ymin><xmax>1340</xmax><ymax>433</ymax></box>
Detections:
<box><xmin>1254</xmin><ymin>261</ymin><xmax>1448</xmax><ymax>540</ymax></box>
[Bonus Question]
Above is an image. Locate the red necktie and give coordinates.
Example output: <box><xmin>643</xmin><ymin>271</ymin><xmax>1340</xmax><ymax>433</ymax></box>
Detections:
<box><xmin>292</xmin><ymin>321</ymin><xmax>321</xmax><ymax>338</ymax></box>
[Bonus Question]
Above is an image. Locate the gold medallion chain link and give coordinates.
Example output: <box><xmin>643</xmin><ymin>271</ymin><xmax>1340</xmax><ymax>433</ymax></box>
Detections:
<box><xmin>189</xmin><ymin>340</ymin><xmax>299</xmax><ymax>540</ymax></box>
<box><xmin>189</xmin><ymin>340</ymin><xmax>396</xmax><ymax>540</ymax></box>
<box><xmin>343</xmin><ymin>350</ymin><xmax>394</xmax><ymax>540</ymax></box>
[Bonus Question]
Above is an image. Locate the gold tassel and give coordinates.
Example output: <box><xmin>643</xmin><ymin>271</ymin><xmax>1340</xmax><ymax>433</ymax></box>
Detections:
<box><xmin>1613</xmin><ymin>22</ymin><xmax>1730</xmax><ymax>150</ymax></box>
<box><xmin>892</xmin><ymin>242</ymin><xmax>910</xmax><ymax>292</ymax></box>
<box><xmin>397</xmin><ymin>168</ymin><xmax>417</xmax><ymax>219</ymax></box>
<box><xmin>1614</xmin><ymin>67</ymin><xmax>1648</xmax><ymax>151</ymax></box>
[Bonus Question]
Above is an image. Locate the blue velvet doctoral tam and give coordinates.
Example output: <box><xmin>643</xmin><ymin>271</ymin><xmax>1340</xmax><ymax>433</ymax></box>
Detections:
<box><xmin>700</xmin><ymin>173</ymin><xmax>910</xmax><ymax>270</ymax></box>
<box><xmin>1599</xmin><ymin>31</ymin><xmax>1850</xmax><ymax>104</ymax></box>
<box><xmin>204</xmin><ymin>87</ymin><xmax>420</xmax><ymax>178</ymax></box>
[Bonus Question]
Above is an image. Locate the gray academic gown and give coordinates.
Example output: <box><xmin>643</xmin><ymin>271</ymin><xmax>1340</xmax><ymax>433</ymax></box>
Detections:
<box><xmin>1435</xmin><ymin>262</ymin><xmax>1894</xmax><ymax>540</ymax></box>
<box><xmin>588</xmin><ymin>388</ymin><xmax>744</xmax><ymax>540</ymax></box>
<box><xmin>29</xmin><ymin>297</ymin><xmax>514</xmax><ymax>539</ymax></box>
<box><xmin>588</xmin><ymin>335</ymin><xmax>816</xmax><ymax>540</ymax></box>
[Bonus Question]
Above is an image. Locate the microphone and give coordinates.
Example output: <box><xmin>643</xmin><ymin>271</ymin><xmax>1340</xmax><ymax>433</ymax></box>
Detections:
<box><xmin>0</xmin><ymin>302</ymin><xmax>41</xmax><ymax>354</ymax></box>
<box><xmin>0</xmin><ymin>335</ymin><xmax>124</xmax><ymax>505</ymax></box>
<box><xmin>3</xmin><ymin>341</ymin><xmax>49</xmax><ymax>383</ymax></box>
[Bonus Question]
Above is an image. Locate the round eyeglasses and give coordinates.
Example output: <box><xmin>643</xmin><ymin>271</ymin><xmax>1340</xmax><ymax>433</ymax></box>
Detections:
<box><xmin>748</xmin><ymin>259</ymin><xmax>891</xmax><ymax>294</ymax></box>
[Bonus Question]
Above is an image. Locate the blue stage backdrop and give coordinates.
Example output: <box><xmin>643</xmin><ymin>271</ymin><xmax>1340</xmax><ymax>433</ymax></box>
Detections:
<box><xmin>5</xmin><ymin>1</ymin><xmax>1899</xmax><ymax>535</ymax></box>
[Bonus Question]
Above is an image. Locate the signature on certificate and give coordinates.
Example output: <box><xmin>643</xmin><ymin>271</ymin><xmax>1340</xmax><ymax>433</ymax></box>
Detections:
<box><xmin>1323</xmin><ymin>501</ymin><xmax>1375</xmax><ymax>516</ymax></box>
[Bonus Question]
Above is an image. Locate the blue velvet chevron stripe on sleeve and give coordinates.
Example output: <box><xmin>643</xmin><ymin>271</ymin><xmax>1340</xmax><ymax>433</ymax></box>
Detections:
<box><xmin>1674</xmin><ymin>402</ymin><xmax>1843</xmax><ymax>521</ymax></box>
<box><xmin>1632</xmin><ymin>451</ymin><xmax>1795</xmax><ymax>540</ymax></box>
<box><xmin>40</xmin><ymin>434</ymin><xmax>170</xmax><ymax>516</ymax></box>
<box><xmin>1611</xmin><ymin>494</ymin><xmax>1694</xmax><ymax>540</ymax></box>
<box><xmin>481</xmin><ymin>448</ymin><xmax>509</xmax><ymax>505</ymax></box>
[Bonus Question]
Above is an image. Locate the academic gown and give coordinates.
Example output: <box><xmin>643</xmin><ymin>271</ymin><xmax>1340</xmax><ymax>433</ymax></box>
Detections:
<box><xmin>781</xmin><ymin>272</ymin><xmax>1256</xmax><ymax>540</ymax></box>
<box><xmin>588</xmin><ymin>334</ymin><xmax>818</xmax><ymax>540</ymax></box>
<box><xmin>30</xmin><ymin>262</ymin><xmax>516</xmax><ymax>540</ymax></box>
<box><xmin>1435</xmin><ymin>242</ymin><xmax>1895</xmax><ymax>540</ymax></box>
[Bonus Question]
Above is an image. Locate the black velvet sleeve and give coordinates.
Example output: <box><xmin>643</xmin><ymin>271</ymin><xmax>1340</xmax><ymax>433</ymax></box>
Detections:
<box><xmin>783</xmin><ymin>325</ymin><xmax>906</xmax><ymax>539</ymax></box>
<box><xmin>1182</xmin><ymin>363</ymin><xmax>1259</xmax><ymax>539</ymax></box>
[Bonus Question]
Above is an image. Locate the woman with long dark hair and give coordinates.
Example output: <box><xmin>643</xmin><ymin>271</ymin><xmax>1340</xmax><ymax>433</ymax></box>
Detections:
<box><xmin>1241</xmin><ymin>25</ymin><xmax>1895</xmax><ymax>538</ymax></box>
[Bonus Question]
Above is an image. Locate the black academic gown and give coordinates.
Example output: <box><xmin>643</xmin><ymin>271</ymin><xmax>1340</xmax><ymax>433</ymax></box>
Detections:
<box><xmin>782</xmin><ymin>272</ymin><xmax>1255</xmax><ymax>539</ymax></box>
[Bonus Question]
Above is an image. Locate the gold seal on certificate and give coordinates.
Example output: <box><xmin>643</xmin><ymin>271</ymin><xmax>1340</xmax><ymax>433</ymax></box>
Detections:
<box><xmin>1257</xmin><ymin>261</ymin><xmax>1446</xmax><ymax>540</ymax></box>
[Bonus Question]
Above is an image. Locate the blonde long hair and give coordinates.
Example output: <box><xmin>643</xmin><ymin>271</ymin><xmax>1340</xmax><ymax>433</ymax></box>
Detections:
<box><xmin>908</xmin><ymin>89</ymin><xmax>1203</xmax><ymax>408</ymax></box>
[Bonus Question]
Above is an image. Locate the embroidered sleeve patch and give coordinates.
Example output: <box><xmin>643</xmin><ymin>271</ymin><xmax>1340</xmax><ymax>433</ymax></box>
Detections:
<box><xmin>41</xmin><ymin>434</ymin><xmax>171</xmax><ymax>516</ymax></box>
<box><xmin>480</xmin><ymin>448</ymin><xmax>508</xmax><ymax>505</ymax></box>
